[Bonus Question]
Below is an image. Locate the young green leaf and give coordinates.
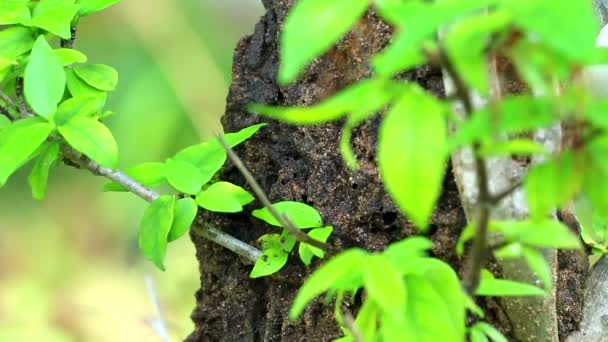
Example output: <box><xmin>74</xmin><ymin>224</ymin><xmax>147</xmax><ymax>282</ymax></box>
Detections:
<box><xmin>354</xmin><ymin>299</ymin><xmax>380</xmax><ymax>341</ymax></box>
<box><xmin>378</xmin><ymin>86</ymin><xmax>447</xmax><ymax>229</ymax></box>
<box><xmin>493</xmin><ymin>220</ymin><xmax>581</xmax><ymax>249</ymax></box>
<box><xmin>173</xmin><ymin>140</ymin><xmax>225</xmax><ymax>186</ymax></box>
<box><xmin>252</xmin><ymin>201</ymin><xmax>322</xmax><ymax>228</ymax></box>
<box><xmin>478</xmin><ymin>139</ymin><xmax>548</xmax><ymax>157</ymax></box>
<box><xmin>28</xmin><ymin>141</ymin><xmax>60</xmax><ymax>200</ymax></box>
<box><xmin>279</xmin><ymin>0</ymin><xmax>368</xmax><ymax>84</ymax></box>
<box><xmin>290</xmin><ymin>249</ymin><xmax>367</xmax><ymax>319</ymax></box>
<box><xmin>0</xmin><ymin>118</ymin><xmax>54</xmax><ymax>186</ymax></box>
<box><xmin>298</xmin><ymin>226</ymin><xmax>333</xmax><ymax>265</ymax></box>
<box><xmin>0</xmin><ymin>26</ymin><xmax>35</xmax><ymax>59</ymax></box>
<box><xmin>78</xmin><ymin>0</ymin><xmax>122</xmax><ymax>16</ymax></box>
<box><xmin>104</xmin><ymin>162</ymin><xmax>166</xmax><ymax>192</ymax></box>
<box><xmin>54</xmin><ymin>96</ymin><xmax>104</xmax><ymax>126</ymax></box>
<box><xmin>475</xmin><ymin>270</ymin><xmax>545</xmax><ymax>297</ymax></box>
<box><xmin>24</xmin><ymin>35</ymin><xmax>66</xmax><ymax>117</ymax></box>
<box><xmin>525</xmin><ymin>152</ymin><xmax>582</xmax><ymax>219</ymax></box>
<box><xmin>0</xmin><ymin>2</ymin><xmax>31</xmax><ymax>25</ymax></box>
<box><xmin>165</xmin><ymin>158</ymin><xmax>203</xmax><ymax>195</ymax></box>
<box><xmin>364</xmin><ymin>255</ymin><xmax>406</xmax><ymax>321</ymax></box>
<box><xmin>54</xmin><ymin>48</ymin><xmax>87</xmax><ymax>66</ymax></box>
<box><xmin>522</xmin><ymin>247</ymin><xmax>552</xmax><ymax>289</ymax></box>
<box><xmin>196</xmin><ymin>181</ymin><xmax>254</xmax><ymax>213</ymax></box>
<box><xmin>0</xmin><ymin>116</ymin><xmax>11</xmax><ymax>131</ymax></box>
<box><xmin>73</xmin><ymin>64</ymin><xmax>118</xmax><ymax>91</ymax></box>
<box><xmin>384</xmin><ymin>236</ymin><xmax>433</xmax><ymax>264</ymax></box>
<box><xmin>167</xmin><ymin>197</ymin><xmax>197</xmax><ymax>242</ymax></box>
<box><xmin>29</xmin><ymin>0</ymin><xmax>79</xmax><ymax>40</ymax></box>
<box><xmin>223</xmin><ymin>123</ymin><xmax>266</xmax><ymax>147</ymax></box>
<box><xmin>58</xmin><ymin>116</ymin><xmax>119</xmax><ymax>169</ymax></box>
<box><xmin>65</xmin><ymin>68</ymin><xmax>107</xmax><ymax>99</ymax></box>
<box><xmin>138</xmin><ymin>195</ymin><xmax>175</xmax><ymax>271</ymax></box>
<box><xmin>280</xmin><ymin>228</ymin><xmax>297</xmax><ymax>252</ymax></box>
<box><xmin>250</xmin><ymin>234</ymin><xmax>289</xmax><ymax>278</ymax></box>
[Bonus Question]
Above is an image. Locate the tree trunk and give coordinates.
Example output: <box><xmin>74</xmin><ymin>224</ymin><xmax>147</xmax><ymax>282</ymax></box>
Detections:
<box><xmin>186</xmin><ymin>1</ymin><xmax>587</xmax><ymax>341</ymax></box>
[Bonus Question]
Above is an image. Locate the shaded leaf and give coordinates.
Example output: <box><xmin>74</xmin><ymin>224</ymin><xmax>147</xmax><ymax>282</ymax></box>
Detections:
<box><xmin>29</xmin><ymin>0</ymin><xmax>79</xmax><ymax>39</ymax></box>
<box><xmin>138</xmin><ymin>195</ymin><xmax>175</xmax><ymax>270</ymax></box>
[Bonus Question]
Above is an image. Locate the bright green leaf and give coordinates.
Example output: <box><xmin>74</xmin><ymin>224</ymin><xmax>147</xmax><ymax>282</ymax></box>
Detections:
<box><xmin>24</xmin><ymin>35</ymin><xmax>66</xmax><ymax>117</ymax></box>
<box><xmin>54</xmin><ymin>48</ymin><xmax>87</xmax><ymax>66</ymax></box>
<box><xmin>167</xmin><ymin>197</ymin><xmax>197</xmax><ymax>242</ymax></box>
<box><xmin>223</xmin><ymin>123</ymin><xmax>266</xmax><ymax>147</ymax></box>
<box><xmin>378</xmin><ymin>86</ymin><xmax>447</xmax><ymax>229</ymax></box>
<box><xmin>470</xmin><ymin>322</ymin><xmax>508</xmax><ymax>342</ymax></box>
<box><xmin>476</xmin><ymin>270</ymin><xmax>545</xmax><ymax>297</ymax></box>
<box><xmin>364</xmin><ymin>255</ymin><xmax>406</xmax><ymax>321</ymax></box>
<box><xmin>298</xmin><ymin>226</ymin><xmax>333</xmax><ymax>265</ymax></box>
<box><xmin>0</xmin><ymin>116</ymin><xmax>10</xmax><ymax>131</ymax></box>
<box><xmin>493</xmin><ymin>220</ymin><xmax>581</xmax><ymax>249</ymax></box>
<box><xmin>0</xmin><ymin>118</ymin><xmax>53</xmax><ymax>186</ymax></box>
<box><xmin>250</xmin><ymin>233</ymin><xmax>288</xmax><ymax>278</ymax></box>
<box><xmin>54</xmin><ymin>96</ymin><xmax>103</xmax><ymax>126</ymax></box>
<box><xmin>165</xmin><ymin>158</ymin><xmax>203</xmax><ymax>195</ymax></box>
<box><xmin>138</xmin><ymin>195</ymin><xmax>175</xmax><ymax>270</ymax></box>
<box><xmin>522</xmin><ymin>247</ymin><xmax>552</xmax><ymax>289</ymax></box>
<box><xmin>173</xmin><ymin>140</ymin><xmax>225</xmax><ymax>185</ymax></box>
<box><xmin>196</xmin><ymin>181</ymin><xmax>254</xmax><ymax>213</ymax></box>
<box><xmin>252</xmin><ymin>201</ymin><xmax>322</xmax><ymax>228</ymax></box>
<box><xmin>65</xmin><ymin>68</ymin><xmax>107</xmax><ymax>99</ymax></box>
<box><xmin>0</xmin><ymin>2</ymin><xmax>31</xmax><ymax>25</ymax></box>
<box><xmin>73</xmin><ymin>64</ymin><xmax>118</xmax><ymax>91</ymax></box>
<box><xmin>478</xmin><ymin>139</ymin><xmax>548</xmax><ymax>157</ymax></box>
<box><xmin>279</xmin><ymin>0</ymin><xmax>368</xmax><ymax>84</ymax></box>
<box><xmin>280</xmin><ymin>228</ymin><xmax>297</xmax><ymax>252</ymax></box>
<box><xmin>354</xmin><ymin>299</ymin><xmax>379</xmax><ymax>341</ymax></box>
<box><xmin>58</xmin><ymin>116</ymin><xmax>118</xmax><ymax>168</ymax></box>
<box><xmin>0</xmin><ymin>26</ymin><xmax>35</xmax><ymax>59</ymax></box>
<box><xmin>290</xmin><ymin>249</ymin><xmax>367</xmax><ymax>319</ymax></box>
<box><xmin>104</xmin><ymin>162</ymin><xmax>166</xmax><ymax>192</ymax></box>
<box><xmin>384</xmin><ymin>236</ymin><xmax>433</xmax><ymax>265</ymax></box>
<box><xmin>29</xmin><ymin>0</ymin><xmax>79</xmax><ymax>39</ymax></box>
<box><xmin>28</xmin><ymin>141</ymin><xmax>60</xmax><ymax>200</ymax></box>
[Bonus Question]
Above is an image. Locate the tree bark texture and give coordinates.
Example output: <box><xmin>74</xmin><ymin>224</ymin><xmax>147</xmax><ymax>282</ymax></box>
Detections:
<box><xmin>186</xmin><ymin>1</ymin><xmax>587</xmax><ymax>341</ymax></box>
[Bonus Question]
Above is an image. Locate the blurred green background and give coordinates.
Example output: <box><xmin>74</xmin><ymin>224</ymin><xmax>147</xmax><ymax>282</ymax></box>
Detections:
<box><xmin>0</xmin><ymin>1</ymin><xmax>264</xmax><ymax>340</ymax></box>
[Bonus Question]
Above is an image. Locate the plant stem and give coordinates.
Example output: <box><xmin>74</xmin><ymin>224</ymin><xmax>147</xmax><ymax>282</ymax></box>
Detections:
<box><xmin>218</xmin><ymin>135</ymin><xmax>332</xmax><ymax>253</ymax></box>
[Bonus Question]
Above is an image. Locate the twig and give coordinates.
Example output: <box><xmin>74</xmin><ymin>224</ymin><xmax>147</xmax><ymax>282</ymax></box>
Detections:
<box><xmin>489</xmin><ymin>181</ymin><xmax>522</xmax><ymax>205</ymax></box>
<box><xmin>437</xmin><ymin>45</ymin><xmax>492</xmax><ymax>294</ymax></box>
<box><xmin>144</xmin><ymin>274</ymin><xmax>171</xmax><ymax>342</ymax></box>
<box><xmin>217</xmin><ymin>134</ymin><xmax>331</xmax><ymax>253</ymax></box>
<box><xmin>61</xmin><ymin>27</ymin><xmax>77</xmax><ymax>48</ymax></box>
<box><xmin>341</xmin><ymin>308</ymin><xmax>363</xmax><ymax>342</ymax></box>
<box><xmin>15</xmin><ymin>77</ymin><xmax>31</xmax><ymax>116</ymax></box>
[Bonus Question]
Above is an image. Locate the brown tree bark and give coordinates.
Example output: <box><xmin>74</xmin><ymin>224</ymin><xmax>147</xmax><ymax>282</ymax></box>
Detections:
<box><xmin>186</xmin><ymin>1</ymin><xmax>587</xmax><ymax>341</ymax></box>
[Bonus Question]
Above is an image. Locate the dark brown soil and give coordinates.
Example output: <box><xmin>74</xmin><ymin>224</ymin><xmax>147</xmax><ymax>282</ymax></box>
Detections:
<box><xmin>185</xmin><ymin>1</ymin><xmax>587</xmax><ymax>341</ymax></box>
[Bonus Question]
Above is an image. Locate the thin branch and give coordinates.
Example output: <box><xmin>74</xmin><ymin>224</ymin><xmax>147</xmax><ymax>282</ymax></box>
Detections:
<box><xmin>61</xmin><ymin>27</ymin><xmax>77</xmax><ymax>49</ymax></box>
<box><xmin>341</xmin><ymin>308</ymin><xmax>363</xmax><ymax>342</ymax></box>
<box><xmin>144</xmin><ymin>274</ymin><xmax>171</xmax><ymax>342</ymax></box>
<box><xmin>437</xmin><ymin>45</ymin><xmax>492</xmax><ymax>294</ymax></box>
<box><xmin>489</xmin><ymin>180</ymin><xmax>522</xmax><ymax>205</ymax></box>
<box><xmin>15</xmin><ymin>77</ymin><xmax>31</xmax><ymax>116</ymax></box>
<box><xmin>217</xmin><ymin>135</ymin><xmax>332</xmax><ymax>253</ymax></box>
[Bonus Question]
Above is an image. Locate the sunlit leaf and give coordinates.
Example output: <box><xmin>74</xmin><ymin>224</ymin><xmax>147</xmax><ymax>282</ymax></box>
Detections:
<box><xmin>73</xmin><ymin>64</ymin><xmax>118</xmax><ymax>91</ymax></box>
<box><xmin>252</xmin><ymin>201</ymin><xmax>322</xmax><ymax>228</ymax></box>
<box><xmin>29</xmin><ymin>0</ymin><xmax>79</xmax><ymax>39</ymax></box>
<box><xmin>165</xmin><ymin>158</ymin><xmax>203</xmax><ymax>195</ymax></box>
<box><xmin>54</xmin><ymin>48</ymin><xmax>87</xmax><ymax>66</ymax></box>
<box><xmin>279</xmin><ymin>0</ymin><xmax>368</xmax><ymax>84</ymax></box>
<box><xmin>138</xmin><ymin>195</ymin><xmax>175</xmax><ymax>271</ymax></box>
<box><xmin>28</xmin><ymin>141</ymin><xmax>60</xmax><ymax>200</ymax></box>
<box><xmin>58</xmin><ymin>116</ymin><xmax>119</xmax><ymax>169</ymax></box>
<box><xmin>0</xmin><ymin>26</ymin><xmax>35</xmax><ymax>59</ymax></box>
<box><xmin>298</xmin><ymin>226</ymin><xmax>333</xmax><ymax>265</ymax></box>
<box><xmin>364</xmin><ymin>255</ymin><xmax>406</xmax><ymax>321</ymax></box>
<box><xmin>475</xmin><ymin>270</ymin><xmax>545</xmax><ymax>296</ymax></box>
<box><xmin>196</xmin><ymin>181</ymin><xmax>254</xmax><ymax>213</ymax></box>
<box><xmin>24</xmin><ymin>35</ymin><xmax>65</xmax><ymax>117</ymax></box>
<box><xmin>167</xmin><ymin>198</ymin><xmax>197</xmax><ymax>242</ymax></box>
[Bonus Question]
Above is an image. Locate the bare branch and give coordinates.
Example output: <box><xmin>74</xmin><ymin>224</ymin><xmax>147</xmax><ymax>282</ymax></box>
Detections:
<box><xmin>217</xmin><ymin>134</ymin><xmax>332</xmax><ymax>253</ymax></box>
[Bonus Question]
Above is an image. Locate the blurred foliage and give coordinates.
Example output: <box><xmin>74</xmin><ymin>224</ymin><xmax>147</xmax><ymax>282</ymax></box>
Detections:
<box><xmin>0</xmin><ymin>0</ymin><xmax>263</xmax><ymax>340</ymax></box>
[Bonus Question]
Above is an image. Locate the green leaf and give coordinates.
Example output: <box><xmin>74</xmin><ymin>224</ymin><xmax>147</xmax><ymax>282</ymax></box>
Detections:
<box><xmin>252</xmin><ymin>201</ymin><xmax>322</xmax><ymax>228</ymax></box>
<box><xmin>470</xmin><ymin>322</ymin><xmax>508</xmax><ymax>342</ymax></box>
<box><xmin>279</xmin><ymin>0</ymin><xmax>368</xmax><ymax>84</ymax></box>
<box><xmin>354</xmin><ymin>300</ymin><xmax>380</xmax><ymax>341</ymax></box>
<box><xmin>223</xmin><ymin>123</ymin><xmax>266</xmax><ymax>147</ymax></box>
<box><xmin>73</xmin><ymin>64</ymin><xmax>118</xmax><ymax>91</ymax></box>
<box><xmin>298</xmin><ymin>226</ymin><xmax>333</xmax><ymax>265</ymax></box>
<box><xmin>167</xmin><ymin>197</ymin><xmax>197</xmax><ymax>242</ymax></box>
<box><xmin>364</xmin><ymin>255</ymin><xmax>406</xmax><ymax>321</ymax></box>
<box><xmin>522</xmin><ymin>247</ymin><xmax>552</xmax><ymax>289</ymax></box>
<box><xmin>280</xmin><ymin>228</ymin><xmax>297</xmax><ymax>252</ymax></box>
<box><xmin>456</xmin><ymin>223</ymin><xmax>476</xmax><ymax>255</ymax></box>
<box><xmin>24</xmin><ymin>35</ymin><xmax>66</xmax><ymax>117</ymax></box>
<box><xmin>138</xmin><ymin>195</ymin><xmax>175</xmax><ymax>271</ymax></box>
<box><xmin>478</xmin><ymin>139</ymin><xmax>548</xmax><ymax>157</ymax></box>
<box><xmin>54</xmin><ymin>48</ymin><xmax>87</xmax><ymax>66</ymax></box>
<box><xmin>65</xmin><ymin>68</ymin><xmax>107</xmax><ymax>99</ymax></box>
<box><xmin>0</xmin><ymin>116</ymin><xmax>10</xmax><ymax>131</ymax></box>
<box><xmin>470</xmin><ymin>329</ymin><xmax>489</xmax><ymax>342</ymax></box>
<box><xmin>29</xmin><ymin>0</ymin><xmax>79</xmax><ymax>40</ymax></box>
<box><xmin>493</xmin><ymin>220</ymin><xmax>581</xmax><ymax>249</ymax></box>
<box><xmin>28</xmin><ymin>141</ymin><xmax>60</xmax><ymax>200</ymax></box>
<box><xmin>78</xmin><ymin>0</ymin><xmax>122</xmax><ymax>16</ymax></box>
<box><xmin>378</xmin><ymin>86</ymin><xmax>447</xmax><ymax>229</ymax></box>
<box><xmin>250</xmin><ymin>80</ymin><xmax>395</xmax><ymax>125</ymax></box>
<box><xmin>0</xmin><ymin>26</ymin><xmax>35</xmax><ymax>59</ymax></box>
<box><xmin>250</xmin><ymin>234</ymin><xmax>289</xmax><ymax>278</ymax></box>
<box><xmin>525</xmin><ymin>152</ymin><xmax>583</xmax><ymax>219</ymax></box>
<box><xmin>475</xmin><ymin>270</ymin><xmax>545</xmax><ymax>297</ymax></box>
<box><xmin>384</xmin><ymin>236</ymin><xmax>433</xmax><ymax>265</ymax></box>
<box><xmin>0</xmin><ymin>117</ymin><xmax>54</xmax><ymax>186</ymax></box>
<box><xmin>173</xmin><ymin>140</ymin><xmax>225</xmax><ymax>185</ymax></box>
<box><xmin>444</xmin><ymin>11</ymin><xmax>510</xmax><ymax>95</ymax></box>
<box><xmin>196</xmin><ymin>181</ymin><xmax>254</xmax><ymax>213</ymax></box>
<box><xmin>58</xmin><ymin>116</ymin><xmax>118</xmax><ymax>168</ymax></box>
<box><xmin>54</xmin><ymin>96</ymin><xmax>103</xmax><ymax>126</ymax></box>
<box><xmin>165</xmin><ymin>158</ymin><xmax>203</xmax><ymax>195</ymax></box>
<box><xmin>103</xmin><ymin>162</ymin><xmax>165</xmax><ymax>192</ymax></box>
<box><xmin>0</xmin><ymin>2</ymin><xmax>31</xmax><ymax>25</ymax></box>
<box><xmin>290</xmin><ymin>249</ymin><xmax>367</xmax><ymax>319</ymax></box>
